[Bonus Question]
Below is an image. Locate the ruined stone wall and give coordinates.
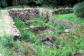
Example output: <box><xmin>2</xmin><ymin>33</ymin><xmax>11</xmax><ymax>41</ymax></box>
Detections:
<box><xmin>53</xmin><ymin>8</ymin><xmax>73</xmax><ymax>14</ymax></box>
<box><xmin>8</xmin><ymin>8</ymin><xmax>73</xmax><ymax>22</ymax></box>
<box><xmin>8</xmin><ymin>8</ymin><xmax>53</xmax><ymax>21</ymax></box>
<box><xmin>39</xmin><ymin>8</ymin><xmax>53</xmax><ymax>21</ymax></box>
<box><xmin>8</xmin><ymin>8</ymin><xmax>76</xmax><ymax>28</ymax></box>
<box><xmin>8</xmin><ymin>8</ymin><xmax>39</xmax><ymax>21</ymax></box>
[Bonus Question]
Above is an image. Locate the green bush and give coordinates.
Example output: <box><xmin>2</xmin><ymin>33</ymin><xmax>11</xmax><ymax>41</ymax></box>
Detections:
<box><xmin>73</xmin><ymin>1</ymin><xmax>84</xmax><ymax>18</ymax></box>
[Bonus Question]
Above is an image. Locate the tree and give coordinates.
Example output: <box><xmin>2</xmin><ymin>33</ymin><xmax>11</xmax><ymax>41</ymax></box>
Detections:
<box><xmin>0</xmin><ymin>0</ymin><xmax>7</xmax><ymax>7</ymax></box>
<box><xmin>13</xmin><ymin>0</ymin><xmax>18</xmax><ymax>5</ymax></box>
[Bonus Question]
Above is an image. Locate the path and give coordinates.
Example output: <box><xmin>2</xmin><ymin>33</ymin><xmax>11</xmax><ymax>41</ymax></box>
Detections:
<box><xmin>0</xmin><ymin>10</ymin><xmax>20</xmax><ymax>39</ymax></box>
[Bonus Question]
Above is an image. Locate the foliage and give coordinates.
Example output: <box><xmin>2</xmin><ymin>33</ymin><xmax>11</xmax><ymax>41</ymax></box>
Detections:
<box><xmin>73</xmin><ymin>1</ymin><xmax>84</xmax><ymax>18</ymax></box>
<box><xmin>0</xmin><ymin>0</ymin><xmax>7</xmax><ymax>7</ymax></box>
<box><xmin>0</xmin><ymin>0</ymin><xmax>84</xmax><ymax>7</ymax></box>
<box><xmin>35</xmin><ymin>0</ymin><xmax>43</xmax><ymax>4</ymax></box>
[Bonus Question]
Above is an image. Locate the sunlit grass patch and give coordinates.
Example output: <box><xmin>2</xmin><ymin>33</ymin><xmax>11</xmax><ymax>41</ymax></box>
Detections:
<box><xmin>53</xmin><ymin>13</ymin><xmax>84</xmax><ymax>23</ymax></box>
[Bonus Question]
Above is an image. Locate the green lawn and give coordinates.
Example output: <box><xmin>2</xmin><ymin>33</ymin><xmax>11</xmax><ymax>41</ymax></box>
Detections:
<box><xmin>53</xmin><ymin>13</ymin><xmax>84</xmax><ymax>23</ymax></box>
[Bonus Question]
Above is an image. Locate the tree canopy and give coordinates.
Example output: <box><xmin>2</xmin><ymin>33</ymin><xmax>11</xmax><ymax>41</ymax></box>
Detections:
<box><xmin>0</xmin><ymin>0</ymin><xmax>84</xmax><ymax>7</ymax></box>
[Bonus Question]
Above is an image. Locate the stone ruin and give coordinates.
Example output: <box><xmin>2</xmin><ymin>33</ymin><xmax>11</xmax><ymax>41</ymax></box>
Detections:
<box><xmin>7</xmin><ymin>8</ymin><xmax>78</xmax><ymax>40</ymax></box>
<box><xmin>8</xmin><ymin>8</ymin><xmax>73</xmax><ymax>21</ymax></box>
<box><xmin>8</xmin><ymin>8</ymin><xmax>39</xmax><ymax>21</ymax></box>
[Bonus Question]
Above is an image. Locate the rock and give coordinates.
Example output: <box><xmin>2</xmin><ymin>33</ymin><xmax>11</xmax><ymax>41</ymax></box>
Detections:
<box><xmin>74</xmin><ymin>53</ymin><xmax>84</xmax><ymax>56</ymax></box>
<box><xmin>36</xmin><ymin>34</ymin><xmax>54</xmax><ymax>42</ymax></box>
<box><xmin>64</xmin><ymin>29</ymin><xmax>70</xmax><ymax>33</ymax></box>
<box><xmin>44</xmin><ymin>41</ymin><xmax>53</xmax><ymax>47</ymax></box>
<box><xmin>29</xmin><ymin>26</ymin><xmax>48</xmax><ymax>33</ymax></box>
<box><xmin>56</xmin><ymin>44</ymin><xmax>62</xmax><ymax>49</ymax></box>
<box><xmin>29</xmin><ymin>25</ymin><xmax>35</xmax><ymax>29</ymax></box>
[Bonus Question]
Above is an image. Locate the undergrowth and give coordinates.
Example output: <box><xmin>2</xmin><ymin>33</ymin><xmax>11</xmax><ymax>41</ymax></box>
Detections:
<box><xmin>0</xmin><ymin>35</ymin><xmax>31</xmax><ymax>56</ymax></box>
<box><xmin>13</xmin><ymin>16</ymin><xmax>84</xmax><ymax>56</ymax></box>
<box><xmin>1</xmin><ymin>14</ymin><xmax>84</xmax><ymax>56</ymax></box>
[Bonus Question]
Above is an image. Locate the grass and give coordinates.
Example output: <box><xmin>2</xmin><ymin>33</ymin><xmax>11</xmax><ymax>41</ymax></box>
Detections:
<box><xmin>14</xmin><ymin>18</ymin><xmax>40</xmax><ymax>43</ymax></box>
<box><xmin>13</xmin><ymin>17</ymin><xmax>70</xmax><ymax>56</ymax></box>
<box><xmin>26</xmin><ymin>17</ymin><xmax>68</xmax><ymax>35</ymax></box>
<box><xmin>0</xmin><ymin>10</ymin><xmax>84</xmax><ymax>56</ymax></box>
<box><xmin>33</xmin><ymin>31</ymin><xmax>84</xmax><ymax>56</ymax></box>
<box><xmin>0</xmin><ymin>35</ymin><xmax>14</xmax><ymax>56</ymax></box>
<box><xmin>13</xmin><ymin>16</ymin><xmax>84</xmax><ymax>56</ymax></box>
<box><xmin>53</xmin><ymin>13</ymin><xmax>84</xmax><ymax>24</ymax></box>
<box><xmin>0</xmin><ymin>35</ymin><xmax>32</xmax><ymax>56</ymax></box>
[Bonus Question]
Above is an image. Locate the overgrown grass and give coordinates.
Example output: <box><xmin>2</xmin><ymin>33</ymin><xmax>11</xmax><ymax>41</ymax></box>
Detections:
<box><xmin>13</xmin><ymin>17</ymin><xmax>84</xmax><ymax>56</ymax></box>
<box><xmin>14</xmin><ymin>18</ymin><xmax>41</xmax><ymax>43</ymax></box>
<box><xmin>1</xmin><ymin>15</ymin><xmax>84</xmax><ymax>56</ymax></box>
<box><xmin>53</xmin><ymin>13</ymin><xmax>84</xmax><ymax>23</ymax></box>
<box><xmin>0</xmin><ymin>35</ymin><xmax>17</xmax><ymax>56</ymax></box>
<box><xmin>26</xmin><ymin>17</ymin><xmax>68</xmax><ymax>35</ymax></box>
<box><xmin>34</xmin><ymin>27</ymin><xmax>84</xmax><ymax>56</ymax></box>
<box><xmin>34</xmin><ymin>31</ymin><xmax>84</xmax><ymax>56</ymax></box>
<box><xmin>0</xmin><ymin>35</ymin><xmax>32</xmax><ymax>56</ymax></box>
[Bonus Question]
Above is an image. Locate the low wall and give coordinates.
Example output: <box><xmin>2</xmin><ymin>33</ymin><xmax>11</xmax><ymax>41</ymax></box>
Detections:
<box><xmin>8</xmin><ymin>8</ymin><xmax>39</xmax><ymax>21</ymax></box>
<box><xmin>8</xmin><ymin>8</ymin><xmax>77</xmax><ymax>28</ymax></box>
<box><xmin>8</xmin><ymin>8</ymin><xmax>53</xmax><ymax>21</ymax></box>
<box><xmin>53</xmin><ymin>8</ymin><xmax>73</xmax><ymax>14</ymax></box>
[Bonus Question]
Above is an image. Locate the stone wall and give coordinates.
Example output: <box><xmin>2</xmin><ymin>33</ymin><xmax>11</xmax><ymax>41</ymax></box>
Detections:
<box><xmin>8</xmin><ymin>8</ymin><xmax>73</xmax><ymax>22</ymax></box>
<box><xmin>8</xmin><ymin>8</ymin><xmax>53</xmax><ymax>21</ymax></box>
<box><xmin>8</xmin><ymin>8</ymin><xmax>39</xmax><ymax>21</ymax></box>
<box><xmin>53</xmin><ymin>8</ymin><xmax>73</xmax><ymax>14</ymax></box>
<box><xmin>8</xmin><ymin>8</ymin><xmax>77</xmax><ymax>28</ymax></box>
<box><xmin>39</xmin><ymin>8</ymin><xmax>53</xmax><ymax>21</ymax></box>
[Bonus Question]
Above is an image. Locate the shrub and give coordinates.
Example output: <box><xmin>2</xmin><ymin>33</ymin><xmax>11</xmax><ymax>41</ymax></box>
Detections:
<box><xmin>73</xmin><ymin>1</ymin><xmax>84</xmax><ymax>18</ymax></box>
